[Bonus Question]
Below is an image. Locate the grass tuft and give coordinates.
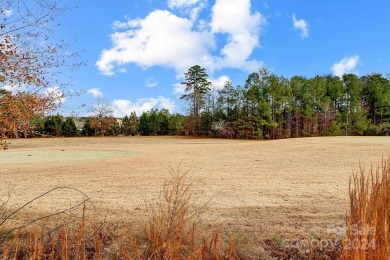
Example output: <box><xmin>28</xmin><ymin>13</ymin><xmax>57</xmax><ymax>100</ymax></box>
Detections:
<box><xmin>0</xmin><ymin>138</ymin><xmax>10</xmax><ymax>150</ymax></box>
<box><xmin>342</xmin><ymin>157</ymin><xmax>390</xmax><ymax>259</ymax></box>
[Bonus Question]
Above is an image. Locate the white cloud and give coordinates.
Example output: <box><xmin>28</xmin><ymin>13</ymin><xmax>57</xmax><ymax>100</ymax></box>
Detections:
<box><xmin>210</xmin><ymin>75</ymin><xmax>230</xmax><ymax>91</ymax></box>
<box><xmin>2</xmin><ymin>84</ymin><xmax>16</xmax><ymax>94</ymax></box>
<box><xmin>292</xmin><ymin>13</ymin><xmax>309</xmax><ymax>38</ymax></box>
<box><xmin>173</xmin><ymin>82</ymin><xmax>186</xmax><ymax>95</ymax></box>
<box><xmin>168</xmin><ymin>0</ymin><xmax>202</xmax><ymax>9</ymax></box>
<box><xmin>3</xmin><ymin>9</ymin><xmax>13</xmax><ymax>17</ymax></box>
<box><xmin>211</xmin><ymin>0</ymin><xmax>265</xmax><ymax>71</ymax></box>
<box><xmin>173</xmin><ymin>75</ymin><xmax>230</xmax><ymax>96</ymax></box>
<box><xmin>1</xmin><ymin>84</ymin><xmax>31</xmax><ymax>94</ymax></box>
<box><xmin>167</xmin><ymin>0</ymin><xmax>206</xmax><ymax>21</ymax></box>
<box><xmin>87</xmin><ymin>88</ymin><xmax>103</xmax><ymax>98</ymax></box>
<box><xmin>112</xmin><ymin>20</ymin><xmax>129</xmax><ymax>30</ymax></box>
<box><xmin>45</xmin><ymin>86</ymin><xmax>66</xmax><ymax>105</ymax></box>
<box><xmin>96</xmin><ymin>0</ymin><xmax>265</xmax><ymax>77</ymax></box>
<box><xmin>146</xmin><ymin>77</ymin><xmax>158</xmax><ymax>88</ymax></box>
<box><xmin>96</xmin><ymin>10</ymin><xmax>214</xmax><ymax>76</ymax></box>
<box><xmin>331</xmin><ymin>55</ymin><xmax>359</xmax><ymax>77</ymax></box>
<box><xmin>112</xmin><ymin>96</ymin><xmax>175</xmax><ymax>117</ymax></box>
<box><xmin>2</xmin><ymin>85</ymin><xmax>65</xmax><ymax>106</ymax></box>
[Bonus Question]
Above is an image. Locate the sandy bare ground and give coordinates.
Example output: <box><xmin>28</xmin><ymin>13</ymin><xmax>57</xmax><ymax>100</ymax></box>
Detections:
<box><xmin>1</xmin><ymin>136</ymin><xmax>389</xmax><ymax>239</ymax></box>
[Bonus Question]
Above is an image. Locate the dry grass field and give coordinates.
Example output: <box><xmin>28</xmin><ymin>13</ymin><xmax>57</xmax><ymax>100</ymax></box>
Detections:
<box><xmin>1</xmin><ymin>136</ymin><xmax>390</xmax><ymax>240</ymax></box>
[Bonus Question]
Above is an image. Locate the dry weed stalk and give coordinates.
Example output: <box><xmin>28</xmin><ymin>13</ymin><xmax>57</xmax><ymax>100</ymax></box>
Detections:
<box><xmin>0</xmin><ymin>205</ymin><xmax>106</xmax><ymax>259</ymax></box>
<box><xmin>0</xmin><ymin>187</ymin><xmax>106</xmax><ymax>259</ymax></box>
<box><xmin>342</xmin><ymin>157</ymin><xmax>390</xmax><ymax>259</ymax></box>
<box><xmin>1</xmin><ymin>168</ymin><xmax>239</xmax><ymax>259</ymax></box>
<box><xmin>136</xmin><ymin>167</ymin><xmax>237</xmax><ymax>259</ymax></box>
<box><xmin>143</xmin><ymin>167</ymin><xmax>205</xmax><ymax>258</ymax></box>
<box><xmin>0</xmin><ymin>138</ymin><xmax>10</xmax><ymax>150</ymax></box>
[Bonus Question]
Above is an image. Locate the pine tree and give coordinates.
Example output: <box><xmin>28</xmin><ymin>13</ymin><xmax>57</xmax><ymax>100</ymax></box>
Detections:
<box><xmin>62</xmin><ymin>117</ymin><xmax>77</xmax><ymax>137</ymax></box>
<box><xmin>121</xmin><ymin>115</ymin><xmax>131</xmax><ymax>135</ymax></box>
<box><xmin>44</xmin><ymin>114</ymin><xmax>63</xmax><ymax>136</ymax></box>
<box><xmin>180</xmin><ymin>65</ymin><xmax>211</xmax><ymax>136</ymax></box>
<box><xmin>129</xmin><ymin>111</ymin><xmax>139</xmax><ymax>136</ymax></box>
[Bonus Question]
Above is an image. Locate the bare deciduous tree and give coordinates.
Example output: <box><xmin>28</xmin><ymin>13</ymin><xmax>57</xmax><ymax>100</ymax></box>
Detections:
<box><xmin>0</xmin><ymin>0</ymin><xmax>80</xmax><ymax>144</ymax></box>
<box><xmin>89</xmin><ymin>98</ymin><xmax>115</xmax><ymax>136</ymax></box>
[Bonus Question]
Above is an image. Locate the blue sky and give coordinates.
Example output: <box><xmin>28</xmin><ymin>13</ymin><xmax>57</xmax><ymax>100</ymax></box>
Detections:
<box><xmin>53</xmin><ymin>0</ymin><xmax>390</xmax><ymax>117</ymax></box>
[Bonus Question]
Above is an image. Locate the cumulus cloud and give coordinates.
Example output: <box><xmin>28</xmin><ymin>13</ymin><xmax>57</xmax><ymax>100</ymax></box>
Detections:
<box><xmin>211</xmin><ymin>0</ymin><xmax>265</xmax><ymax>70</ymax></box>
<box><xmin>2</xmin><ymin>85</ymin><xmax>65</xmax><ymax>106</ymax></box>
<box><xmin>1</xmin><ymin>83</ymin><xmax>33</xmax><ymax>94</ymax></box>
<box><xmin>292</xmin><ymin>13</ymin><xmax>309</xmax><ymax>38</ymax></box>
<box><xmin>167</xmin><ymin>0</ymin><xmax>207</xmax><ymax>21</ymax></box>
<box><xmin>146</xmin><ymin>77</ymin><xmax>158</xmax><ymax>88</ymax></box>
<box><xmin>112</xmin><ymin>96</ymin><xmax>175</xmax><ymax>117</ymax></box>
<box><xmin>96</xmin><ymin>10</ymin><xmax>214</xmax><ymax>76</ymax></box>
<box><xmin>173</xmin><ymin>83</ymin><xmax>186</xmax><ymax>95</ymax></box>
<box><xmin>210</xmin><ymin>75</ymin><xmax>230</xmax><ymax>91</ymax></box>
<box><xmin>45</xmin><ymin>86</ymin><xmax>66</xmax><ymax>105</ymax></box>
<box><xmin>331</xmin><ymin>55</ymin><xmax>359</xmax><ymax>77</ymax></box>
<box><xmin>2</xmin><ymin>84</ymin><xmax>65</xmax><ymax>106</ymax></box>
<box><xmin>96</xmin><ymin>0</ymin><xmax>265</xmax><ymax>76</ymax></box>
<box><xmin>173</xmin><ymin>75</ymin><xmax>230</xmax><ymax>96</ymax></box>
<box><xmin>3</xmin><ymin>9</ymin><xmax>13</xmax><ymax>17</ymax></box>
<box><xmin>87</xmin><ymin>88</ymin><xmax>103</xmax><ymax>98</ymax></box>
<box><xmin>1</xmin><ymin>84</ymin><xmax>16</xmax><ymax>94</ymax></box>
<box><xmin>168</xmin><ymin>0</ymin><xmax>203</xmax><ymax>9</ymax></box>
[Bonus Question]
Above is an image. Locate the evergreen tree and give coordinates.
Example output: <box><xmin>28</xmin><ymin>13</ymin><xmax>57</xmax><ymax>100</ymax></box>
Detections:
<box><xmin>363</xmin><ymin>74</ymin><xmax>390</xmax><ymax>125</ymax></box>
<box><xmin>180</xmin><ymin>65</ymin><xmax>211</xmax><ymax>136</ymax></box>
<box><xmin>82</xmin><ymin>118</ymin><xmax>95</xmax><ymax>136</ymax></box>
<box><xmin>168</xmin><ymin>114</ymin><xmax>185</xmax><ymax>135</ymax></box>
<box><xmin>62</xmin><ymin>117</ymin><xmax>77</xmax><ymax>137</ymax></box>
<box><xmin>129</xmin><ymin>111</ymin><xmax>139</xmax><ymax>136</ymax></box>
<box><xmin>44</xmin><ymin>114</ymin><xmax>63</xmax><ymax>136</ymax></box>
<box><xmin>158</xmin><ymin>109</ymin><xmax>170</xmax><ymax>135</ymax></box>
<box><xmin>29</xmin><ymin>115</ymin><xmax>45</xmax><ymax>136</ymax></box>
<box><xmin>139</xmin><ymin>112</ymin><xmax>150</xmax><ymax>135</ymax></box>
<box><xmin>343</xmin><ymin>74</ymin><xmax>368</xmax><ymax>135</ymax></box>
<box><xmin>121</xmin><ymin>115</ymin><xmax>131</xmax><ymax>135</ymax></box>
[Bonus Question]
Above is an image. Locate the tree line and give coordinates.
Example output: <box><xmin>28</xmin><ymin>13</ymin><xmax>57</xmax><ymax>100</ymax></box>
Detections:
<box><xmin>180</xmin><ymin>65</ymin><xmax>390</xmax><ymax>139</ymax></box>
<box><xmin>2</xmin><ymin>65</ymin><xmax>390</xmax><ymax>139</ymax></box>
<box><xmin>1</xmin><ymin>0</ymin><xmax>389</xmax><ymax>142</ymax></box>
<box><xmin>14</xmin><ymin>109</ymin><xmax>185</xmax><ymax>138</ymax></box>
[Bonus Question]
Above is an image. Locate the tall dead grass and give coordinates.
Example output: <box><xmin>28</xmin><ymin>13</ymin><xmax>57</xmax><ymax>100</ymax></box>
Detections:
<box><xmin>342</xmin><ymin>157</ymin><xmax>390</xmax><ymax>259</ymax></box>
<box><xmin>115</xmin><ymin>168</ymin><xmax>238</xmax><ymax>259</ymax></box>
<box><xmin>1</xmin><ymin>169</ymin><xmax>239</xmax><ymax>259</ymax></box>
<box><xmin>0</xmin><ymin>207</ymin><xmax>108</xmax><ymax>259</ymax></box>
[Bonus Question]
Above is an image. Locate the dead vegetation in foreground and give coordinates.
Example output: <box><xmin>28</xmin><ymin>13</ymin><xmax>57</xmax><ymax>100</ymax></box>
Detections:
<box><xmin>341</xmin><ymin>158</ymin><xmax>390</xmax><ymax>259</ymax></box>
<box><xmin>1</xmin><ymin>159</ymin><xmax>389</xmax><ymax>259</ymax></box>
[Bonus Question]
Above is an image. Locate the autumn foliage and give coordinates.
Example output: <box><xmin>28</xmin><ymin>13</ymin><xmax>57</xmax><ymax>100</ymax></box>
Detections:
<box><xmin>0</xmin><ymin>91</ymin><xmax>53</xmax><ymax>138</ymax></box>
<box><xmin>0</xmin><ymin>1</ymin><xmax>77</xmax><ymax>143</ymax></box>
